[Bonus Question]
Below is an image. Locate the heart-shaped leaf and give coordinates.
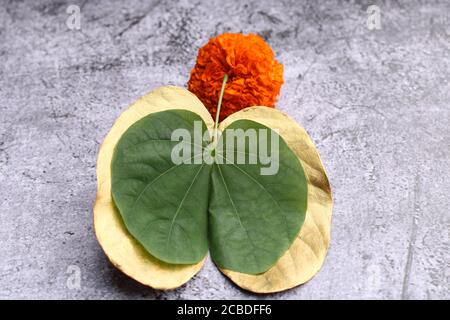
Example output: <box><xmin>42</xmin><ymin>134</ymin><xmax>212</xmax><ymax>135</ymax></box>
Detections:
<box><xmin>218</xmin><ymin>107</ymin><xmax>333</xmax><ymax>293</ymax></box>
<box><xmin>111</xmin><ymin>110</ymin><xmax>211</xmax><ymax>264</ymax></box>
<box><xmin>94</xmin><ymin>86</ymin><xmax>213</xmax><ymax>290</ymax></box>
<box><xmin>94</xmin><ymin>86</ymin><xmax>332</xmax><ymax>291</ymax></box>
<box><xmin>111</xmin><ymin>109</ymin><xmax>307</xmax><ymax>274</ymax></box>
<box><xmin>209</xmin><ymin>120</ymin><xmax>307</xmax><ymax>274</ymax></box>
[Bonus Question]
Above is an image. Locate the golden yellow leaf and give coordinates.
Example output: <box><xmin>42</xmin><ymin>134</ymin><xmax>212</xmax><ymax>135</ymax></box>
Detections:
<box><xmin>218</xmin><ymin>106</ymin><xmax>333</xmax><ymax>293</ymax></box>
<box><xmin>94</xmin><ymin>87</ymin><xmax>332</xmax><ymax>292</ymax></box>
<box><xmin>93</xmin><ymin>86</ymin><xmax>214</xmax><ymax>290</ymax></box>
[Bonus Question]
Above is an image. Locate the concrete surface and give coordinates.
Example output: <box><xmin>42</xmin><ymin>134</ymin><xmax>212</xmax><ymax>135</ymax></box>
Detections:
<box><xmin>0</xmin><ymin>0</ymin><xmax>449</xmax><ymax>299</ymax></box>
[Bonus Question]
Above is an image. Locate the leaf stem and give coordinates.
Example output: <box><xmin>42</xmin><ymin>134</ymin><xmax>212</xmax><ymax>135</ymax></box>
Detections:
<box><xmin>213</xmin><ymin>74</ymin><xmax>228</xmax><ymax>142</ymax></box>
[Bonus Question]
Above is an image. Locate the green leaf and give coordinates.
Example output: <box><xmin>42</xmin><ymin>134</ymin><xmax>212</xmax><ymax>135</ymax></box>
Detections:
<box><xmin>209</xmin><ymin>120</ymin><xmax>307</xmax><ymax>274</ymax></box>
<box><xmin>111</xmin><ymin>110</ymin><xmax>211</xmax><ymax>264</ymax></box>
<box><xmin>111</xmin><ymin>110</ymin><xmax>307</xmax><ymax>274</ymax></box>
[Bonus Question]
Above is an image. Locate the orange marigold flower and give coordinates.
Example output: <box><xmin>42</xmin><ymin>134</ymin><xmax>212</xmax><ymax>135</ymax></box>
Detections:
<box><xmin>188</xmin><ymin>33</ymin><xmax>284</xmax><ymax>121</ymax></box>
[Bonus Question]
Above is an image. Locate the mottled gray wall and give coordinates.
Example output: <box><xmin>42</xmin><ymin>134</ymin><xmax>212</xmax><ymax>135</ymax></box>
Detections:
<box><xmin>0</xmin><ymin>0</ymin><xmax>449</xmax><ymax>299</ymax></box>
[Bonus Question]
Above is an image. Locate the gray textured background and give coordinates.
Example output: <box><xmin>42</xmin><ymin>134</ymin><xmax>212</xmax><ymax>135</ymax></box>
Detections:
<box><xmin>0</xmin><ymin>0</ymin><xmax>449</xmax><ymax>299</ymax></box>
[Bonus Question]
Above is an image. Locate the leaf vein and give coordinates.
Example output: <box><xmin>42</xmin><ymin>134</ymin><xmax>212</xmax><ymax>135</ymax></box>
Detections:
<box><xmin>165</xmin><ymin>164</ymin><xmax>205</xmax><ymax>251</ymax></box>
<box><xmin>129</xmin><ymin>153</ymin><xmax>202</xmax><ymax>213</ymax></box>
<box><xmin>216</xmin><ymin>154</ymin><xmax>292</xmax><ymax>243</ymax></box>
<box><xmin>215</xmin><ymin>163</ymin><xmax>262</xmax><ymax>268</ymax></box>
